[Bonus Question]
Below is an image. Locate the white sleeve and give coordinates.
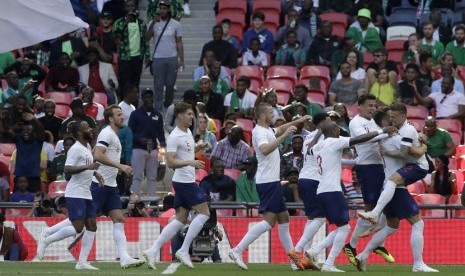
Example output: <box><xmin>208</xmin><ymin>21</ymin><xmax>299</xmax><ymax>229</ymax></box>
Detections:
<box><xmin>349</xmin><ymin>119</ymin><xmax>368</xmax><ymax>136</ymax></box>
<box><xmin>96</xmin><ymin>129</ymin><xmax>111</xmax><ymax>149</ymax></box>
<box><xmin>224</xmin><ymin>93</ymin><xmax>232</xmax><ymax>106</ymax></box>
<box><xmin>65</xmin><ymin>147</ymin><xmax>79</xmax><ymax>166</ymax></box>
<box><xmin>458</xmin><ymin>94</ymin><xmax>465</xmax><ymax>105</ymax></box>
<box><xmin>96</xmin><ymin>105</ymin><xmax>104</xmax><ymax>121</ymax></box>
<box><xmin>242</xmin><ymin>53</ymin><xmax>249</xmax><ymax>66</ymax></box>
<box><xmin>254</xmin><ymin>128</ymin><xmax>269</xmax><ymax>148</ymax></box>
<box><xmin>335</xmin><ymin>137</ymin><xmax>351</xmax><ymax>150</ymax></box>
<box><xmin>400</xmin><ymin>128</ymin><xmax>416</xmax><ymax>147</ymax></box>
<box><xmin>166</xmin><ymin>134</ymin><xmax>178</xmax><ymax>153</ymax></box>
<box><xmin>262</xmin><ymin>52</ymin><xmax>268</xmax><ymax>66</ymax></box>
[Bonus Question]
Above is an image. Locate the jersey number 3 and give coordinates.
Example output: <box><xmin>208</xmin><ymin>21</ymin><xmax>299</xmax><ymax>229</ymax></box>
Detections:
<box><xmin>317</xmin><ymin>155</ymin><xmax>323</xmax><ymax>175</ymax></box>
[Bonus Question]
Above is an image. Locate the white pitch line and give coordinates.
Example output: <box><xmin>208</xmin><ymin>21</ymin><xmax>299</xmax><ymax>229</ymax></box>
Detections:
<box><xmin>161</xmin><ymin>263</ymin><xmax>181</xmax><ymax>274</ymax></box>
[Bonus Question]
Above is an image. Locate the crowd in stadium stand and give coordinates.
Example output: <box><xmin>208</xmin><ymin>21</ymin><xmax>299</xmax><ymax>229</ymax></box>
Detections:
<box><xmin>1</xmin><ymin>0</ymin><xmax>465</xmax><ymax>221</ymax></box>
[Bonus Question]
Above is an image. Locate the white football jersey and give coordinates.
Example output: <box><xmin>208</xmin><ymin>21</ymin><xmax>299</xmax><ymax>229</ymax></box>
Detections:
<box><xmin>349</xmin><ymin>114</ymin><xmax>387</xmax><ymax>165</ymax></box>
<box><xmin>167</xmin><ymin>127</ymin><xmax>196</xmax><ymax>183</ymax></box>
<box><xmin>93</xmin><ymin>126</ymin><xmax>121</xmax><ymax>187</ymax></box>
<box><xmin>299</xmin><ymin>130</ymin><xmax>324</xmax><ymax>181</ymax></box>
<box><xmin>65</xmin><ymin>142</ymin><xmax>94</xmax><ymax>199</ymax></box>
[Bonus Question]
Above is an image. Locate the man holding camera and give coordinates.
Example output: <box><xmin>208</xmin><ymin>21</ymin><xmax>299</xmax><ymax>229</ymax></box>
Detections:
<box><xmin>124</xmin><ymin>193</ymin><xmax>150</xmax><ymax>217</ymax></box>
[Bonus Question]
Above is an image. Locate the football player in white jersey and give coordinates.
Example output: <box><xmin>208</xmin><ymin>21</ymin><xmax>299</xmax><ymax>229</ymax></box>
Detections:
<box><xmin>305</xmin><ymin>121</ymin><xmax>396</xmax><ymax>272</ymax></box>
<box><xmin>91</xmin><ymin>105</ymin><xmax>145</xmax><ymax>268</ymax></box>
<box><xmin>354</xmin><ymin>109</ymin><xmax>439</xmax><ymax>273</ymax></box>
<box><xmin>229</xmin><ymin>103</ymin><xmax>312</xmax><ymax>271</ymax></box>
<box><xmin>37</xmin><ymin>121</ymin><xmax>103</xmax><ymax>270</ymax></box>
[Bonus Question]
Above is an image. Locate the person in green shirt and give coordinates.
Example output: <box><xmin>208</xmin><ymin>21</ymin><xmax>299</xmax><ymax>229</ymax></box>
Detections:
<box><xmin>0</xmin><ymin>52</ymin><xmax>15</xmax><ymax>77</ymax></box>
<box><xmin>445</xmin><ymin>25</ymin><xmax>465</xmax><ymax>66</ymax></box>
<box><xmin>1</xmin><ymin>71</ymin><xmax>35</xmax><ymax>108</ymax></box>
<box><xmin>345</xmin><ymin>9</ymin><xmax>382</xmax><ymax>53</ymax></box>
<box><xmin>423</xmin><ymin>117</ymin><xmax>456</xmax><ymax>158</ymax></box>
<box><xmin>193</xmin><ymin>61</ymin><xmax>229</xmax><ymax>96</ymax></box>
<box><xmin>235</xmin><ymin>157</ymin><xmax>259</xmax><ymax>203</ymax></box>
<box><xmin>420</xmin><ymin>22</ymin><xmax>445</xmax><ymax>68</ymax></box>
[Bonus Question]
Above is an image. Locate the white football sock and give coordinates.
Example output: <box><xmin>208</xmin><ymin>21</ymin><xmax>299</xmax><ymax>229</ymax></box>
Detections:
<box><xmin>113</xmin><ymin>223</ymin><xmax>131</xmax><ymax>261</ymax></box>
<box><xmin>372</xmin><ymin>180</ymin><xmax>396</xmax><ymax>215</ymax></box>
<box><xmin>359</xmin><ymin>226</ymin><xmax>397</xmax><ymax>261</ymax></box>
<box><xmin>295</xmin><ymin>218</ymin><xmax>325</xmax><ymax>252</ymax></box>
<box><xmin>378</xmin><ymin>214</ymin><xmax>388</xmax><ymax>247</ymax></box>
<box><xmin>312</xmin><ymin>230</ymin><xmax>336</xmax><ymax>254</ymax></box>
<box><xmin>45</xmin><ymin>219</ymin><xmax>72</xmax><ymax>236</ymax></box>
<box><xmin>349</xmin><ymin>218</ymin><xmax>371</xmax><ymax>248</ymax></box>
<box><xmin>411</xmin><ymin>220</ymin><xmax>425</xmax><ymax>267</ymax></box>
<box><xmin>148</xmin><ymin>219</ymin><xmax>184</xmax><ymax>253</ymax></box>
<box><xmin>278</xmin><ymin>223</ymin><xmax>293</xmax><ymax>253</ymax></box>
<box><xmin>44</xmin><ymin>225</ymin><xmax>77</xmax><ymax>244</ymax></box>
<box><xmin>178</xmin><ymin>214</ymin><xmax>209</xmax><ymax>253</ymax></box>
<box><xmin>235</xmin><ymin>221</ymin><xmax>272</xmax><ymax>254</ymax></box>
<box><xmin>78</xmin><ymin>230</ymin><xmax>96</xmax><ymax>263</ymax></box>
<box><xmin>325</xmin><ymin>224</ymin><xmax>350</xmax><ymax>266</ymax></box>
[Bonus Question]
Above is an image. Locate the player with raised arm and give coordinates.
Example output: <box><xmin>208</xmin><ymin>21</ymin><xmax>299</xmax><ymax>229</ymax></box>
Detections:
<box><xmin>142</xmin><ymin>102</ymin><xmax>210</xmax><ymax>269</ymax></box>
<box><xmin>229</xmin><ymin>103</ymin><xmax>312</xmax><ymax>271</ymax></box>
<box><xmin>90</xmin><ymin>105</ymin><xmax>145</xmax><ymax>268</ymax></box>
<box><xmin>37</xmin><ymin>121</ymin><xmax>103</xmax><ymax>270</ymax></box>
<box><xmin>305</xmin><ymin>120</ymin><xmax>396</xmax><ymax>272</ymax></box>
<box><xmin>354</xmin><ymin>109</ymin><xmax>439</xmax><ymax>273</ymax></box>
<box><xmin>344</xmin><ymin>94</ymin><xmax>395</xmax><ymax>265</ymax></box>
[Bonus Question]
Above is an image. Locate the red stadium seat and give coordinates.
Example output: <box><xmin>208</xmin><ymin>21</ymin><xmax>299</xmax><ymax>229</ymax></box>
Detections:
<box><xmin>406</xmin><ymin>105</ymin><xmax>429</xmax><ymax>120</ymax></box>
<box><xmin>93</xmin><ymin>92</ymin><xmax>108</xmax><ymax>107</ymax></box>
<box><xmin>198</xmin><ymin>156</ymin><xmax>211</xmax><ymax>173</ymax></box>
<box><xmin>363</xmin><ymin>52</ymin><xmax>374</xmax><ymax>68</ymax></box>
<box><xmin>449</xmin><ymin>132</ymin><xmax>461</xmax><ymax>146</ymax></box>
<box><xmin>448</xmin><ymin>194</ymin><xmax>465</xmax><ymax>218</ymax></box>
<box><xmin>236</xmin><ymin>118</ymin><xmax>254</xmax><ymax>132</ymax></box>
<box><xmin>267</xmin><ymin>66</ymin><xmax>298</xmax><ymax>85</ymax></box>
<box><xmin>300</xmin><ymin>66</ymin><xmax>331</xmax><ymax>89</ymax></box>
<box><xmin>408</xmin><ymin>118</ymin><xmax>425</xmax><ymax>132</ymax></box>
<box><xmin>218</xmin><ymin>0</ymin><xmax>247</xmax><ymax>14</ymax></box>
<box><xmin>195</xmin><ymin>169</ymin><xmax>208</xmax><ymax>183</ymax></box>
<box><xmin>260</xmin><ymin>11</ymin><xmax>280</xmax><ymax>34</ymax></box>
<box><xmin>345</xmin><ymin>105</ymin><xmax>360</xmax><ymax>118</ymax></box>
<box><xmin>224</xmin><ymin>168</ymin><xmax>241</xmax><ymax>180</ymax></box>
<box><xmin>307</xmin><ymin>93</ymin><xmax>325</xmax><ymax>108</ymax></box>
<box><xmin>46</xmin><ymin>92</ymin><xmax>73</xmax><ymax>105</ymax></box>
<box><xmin>54</xmin><ymin>104</ymin><xmax>71</xmax><ymax>119</ymax></box>
<box><xmin>436</xmin><ymin>119</ymin><xmax>462</xmax><ymax>135</ymax></box>
<box><xmin>242</xmin><ymin>129</ymin><xmax>252</xmax><ymax>145</ymax></box>
<box><xmin>449</xmin><ymin>157</ymin><xmax>457</xmax><ymax>170</ymax></box>
<box><xmin>387</xmin><ymin>50</ymin><xmax>404</xmax><ymax>64</ymax></box>
<box><xmin>386</xmin><ymin>39</ymin><xmax>407</xmax><ymax>51</ymax></box>
<box><xmin>48</xmin><ymin>180</ymin><xmax>67</xmax><ymax>198</ymax></box>
<box><xmin>5</xmin><ymin>208</ymin><xmax>30</xmax><ymax>217</ymax></box>
<box><xmin>265</xmin><ymin>78</ymin><xmax>294</xmax><ymax>94</ymax></box>
<box><xmin>414</xmin><ymin>194</ymin><xmax>447</xmax><ymax>218</ymax></box>
<box><xmin>296</xmin><ymin>78</ymin><xmax>328</xmax><ymax>92</ymax></box>
<box><xmin>276</xmin><ymin>92</ymin><xmax>290</xmax><ymax>106</ymax></box>
<box><xmin>234</xmin><ymin>66</ymin><xmax>264</xmax><ymax>85</ymax></box>
<box><xmin>216</xmin><ymin>11</ymin><xmax>246</xmax><ymax>29</ymax></box>
<box><xmin>456</xmin><ymin>145</ymin><xmax>465</xmax><ymax>157</ymax></box>
<box><xmin>253</xmin><ymin>0</ymin><xmax>281</xmax><ymax>14</ymax></box>
<box><xmin>407</xmin><ymin>181</ymin><xmax>426</xmax><ymax>194</ymax></box>
<box><xmin>0</xmin><ymin>143</ymin><xmax>16</xmax><ymax>156</ymax></box>
<box><xmin>0</xmin><ymin>155</ymin><xmax>11</xmax><ymax>178</ymax></box>
<box><xmin>319</xmin><ymin>12</ymin><xmax>349</xmax><ymax>28</ymax></box>
<box><xmin>453</xmin><ymin>170</ymin><xmax>464</xmax><ymax>195</ymax></box>
<box><xmin>331</xmin><ymin>24</ymin><xmax>346</xmax><ymax>39</ymax></box>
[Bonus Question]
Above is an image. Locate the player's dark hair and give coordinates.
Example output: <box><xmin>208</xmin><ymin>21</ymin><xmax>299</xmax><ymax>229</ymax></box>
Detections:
<box><xmin>104</xmin><ymin>104</ymin><xmax>122</xmax><ymax>124</ymax></box>
<box><xmin>389</xmin><ymin>102</ymin><xmax>407</xmax><ymax>115</ymax></box>
<box><xmin>174</xmin><ymin>101</ymin><xmax>192</xmax><ymax>118</ymax></box>
<box><xmin>358</xmin><ymin>94</ymin><xmax>377</xmax><ymax>106</ymax></box>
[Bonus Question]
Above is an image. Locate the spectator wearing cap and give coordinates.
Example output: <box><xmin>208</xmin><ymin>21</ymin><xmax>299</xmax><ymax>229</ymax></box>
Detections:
<box><xmin>118</xmin><ymin>84</ymin><xmax>139</xmax><ymax>125</ymax></box>
<box><xmin>59</xmin><ymin>98</ymin><xmax>97</xmax><ymax>138</ymax></box>
<box><xmin>280</xmin><ymin>135</ymin><xmax>304</xmax><ymax>180</ymax></box>
<box><xmin>235</xmin><ymin>157</ymin><xmax>259</xmax><ymax>203</ymax></box>
<box><xmin>224</xmin><ymin>76</ymin><xmax>257</xmax><ymax>119</ymax></box>
<box><xmin>328</xmin><ymin>111</ymin><xmax>350</xmax><ymax>137</ymax></box>
<box><xmin>197</xmin><ymin>76</ymin><xmax>225</xmax><ymax>121</ymax></box>
<box><xmin>193</xmin><ymin>61</ymin><xmax>230</xmax><ymax>96</ymax></box>
<box><xmin>199</xmin><ymin>25</ymin><xmax>238</xmax><ymax>69</ymax></box>
<box><xmin>346</xmin><ymin>8</ymin><xmax>382</xmax><ymax>53</ymax></box>
<box><xmin>45</xmin><ymin>52</ymin><xmax>80</xmax><ymax>93</ymax></box>
<box><xmin>147</xmin><ymin>0</ymin><xmax>184</xmax><ymax>22</ymax></box>
<box><xmin>112</xmin><ymin>0</ymin><xmax>150</xmax><ymax>98</ymax></box>
<box><xmin>78</xmin><ymin>47</ymin><xmax>119</xmax><ymax>105</ymax></box>
<box><xmin>349</xmin><ymin>0</ymin><xmax>385</xmax><ymax>33</ymax></box>
<box><xmin>128</xmin><ymin>89</ymin><xmax>166</xmax><ymax>196</ymax></box>
<box><xmin>147</xmin><ymin>0</ymin><xmax>184</xmax><ymax>112</ymax></box>
<box><xmin>241</xmin><ymin>11</ymin><xmax>275</xmax><ymax>55</ymax></box>
<box><xmin>211</xmin><ymin>126</ymin><xmax>251</xmax><ymax>169</ymax></box>
<box><xmin>89</xmin><ymin>11</ymin><xmax>117</xmax><ymax>63</ymax></box>
<box><xmin>164</xmin><ymin>89</ymin><xmax>199</xmax><ymax>134</ymax></box>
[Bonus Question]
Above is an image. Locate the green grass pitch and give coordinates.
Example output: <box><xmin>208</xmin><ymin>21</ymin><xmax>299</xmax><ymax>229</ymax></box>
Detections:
<box><xmin>0</xmin><ymin>262</ymin><xmax>464</xmax><ymax>276</ymax></box>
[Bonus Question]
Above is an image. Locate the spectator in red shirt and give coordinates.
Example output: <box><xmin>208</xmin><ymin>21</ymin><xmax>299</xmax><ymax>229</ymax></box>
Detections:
<box><xmin>45</xmin><ymin>53</ymin><xmax>79</xmax><ymax>94</ymax></box>
<box><xmin>81</xmin><ymin>86</ymin><xmax>104</xmax><ymax>124</ymax></box>
<box><xmin>0</xmin><ymin>213</ymin><xmax>28</xmax><ymax>261</ymax></box>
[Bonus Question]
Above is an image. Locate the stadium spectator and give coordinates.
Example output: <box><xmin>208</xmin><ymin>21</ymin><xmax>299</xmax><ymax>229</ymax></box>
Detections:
<box><xmin>200</xmin><ymin>159</ymin><xmax>235</xmax><ymax>201</ymax></box>
<box><xmin>365</xmin><ymin>48</ymin><xmax>398</xmax><ymax>93</ymax></box>
<box><xmin>422</xmin><ymin>117</ymin><xmax>456</xmax><ymax>158</ymax></box>
<box><xmin>116</xmin><ymin>124</ymin><xmax>133</xmax><ymax>196</ymax></box>
<box><xmin>33</xmin><ymin>97</ymin><xmax>45</xmax><ymax>119</ymax></box>
<box><xmin>282</xmin><ymin>166</ymin><xmax>301</xmax><ymax>203</ymax></box>
<box><xmin>328</xmin><ymin>111</ymin><xmax>350</xmax><ymax>137</ymax></box>
<box><xmin>195</xmin><ymin>113</ymin><xmax>217</xmax><ymax>158</ymax></box>
<box><xmin>78</xmin><ymin>47</ymin><xmax>118</xmax><ymax>105</ymax></box>
<box><xmin>0</xmin><ymin>175</ymin><xmax>8</xmax><ymax>202</ymax></box>
<box><xmin>346</xmin><ymin>9</ymin><xmax>382</xmax><ymax>53</ymax></box>
<box><xmin>282</xmin><ymin>84</ymin><xmax>323</xmax><ymax>117</ymax></box>
<box><xmin>147</xmin><ymin>0</ymin><xmax>184</xmax><ymax>112</ymax></box>
<box><xmin>275</xmin><ymin>9</ymin><xmax>312</xmax><ymax>51</ymax></box>
<box><xmin>113</xmin><ymin>0</ymin><xmax>149</xmax><ymax>99</ymax></box>
<box><xmin>335</xmin><ymin>50</ymin><xmax>366</xmax><ymax>82</ymax></box>
<box><xmin>332</xmin><ymin>38</ymin><xmax>364</xmax><ymax>78</ymax></box>
<box><xmin>298</xmin><ymin>0</ymin><xmax>321</xmax><ymax>39</ymax></box>
<box><xmin>282</xmin><ymin>116</ymin><xmax>310</xmax><ymax>153</ymax></box>
<box><xmin>124</xmin><ymin>193</ymin><xmax>150</xmax><ymax>217</ymax></box>
<box><xmin>193</xmin><ymin>62</ymin><xmax>229</xmax><ymax>96</ymax></box>
<box><xmin>403</xmin><ymin>33</ymin><xmax>421</xmax><ymax>65</ymax></box>
<box><xmin>369</xmin><ymin>68</ymin><xmax>397</xmax><ymax>106</ymax></box>
<box><xmin>307</xmin><ymin>21</ymin><xmax>340</xmax><ymax>66</ymax></box>
<box><xmin>280</xmin><ymin>135</ymin><xmax>304</xmax><ymax>180</ymax></box>
<box><xmin>80</xmin><ymin>87</ymin><xmax>105</xmax><ymax>125</ymax></box>
<box><xmin>89</xmin><ymin>11</ymin><xmax>117</xmax><ymax>64</ymax></box>
<box><xmin>275</xmin><ymin>31</ymin><xmax>306</xmax><ymax>69</ymax></box>
<box><xmin>241</xmin><ymin>11</ymin><xmax>274</xmax><ymax>55</ymax></box>
<box><xmin>147</xmin><ymin>0</ymin><xmax>184</xmax><ymax>22</ymax></box>
<box><xmin>329</xmin><ymin>62</ymin><xmax>364</xmax><ymax>106</ymax></box>
<box><xmin>242</xmin><ymin>38</ymin><xmax>268</xmax><ymax>69</ymax></box>
<box><xmin>445</xmin><ymin>25</ymin><xmax>465</xmax><ymax>66</ymax></box>
<box><xmin>418</xmin><ymin>51</ymin><xmax>434</xmax><ymax>86</ymax></box>
<box><xmin>48</xmin><ymin>136</ymin><xmax>75</xmax><ymax>182</ymax></box>
<box><xmin>38</xmin><ymin>100</ymin><xmax>63</xmax><ymax>142</ymax></box>
<box><xmin>235</xmin><ymin>157</ymin><xmax>259</xmax><ymax>202</ymax></box>
<box><xmin>28</xmin><ymin>192</ymin><xmax>61</xmax><ymax>217</ymax></box>
<box><xmin>129</xmin><ymin>89</ymin><xmax>165</xmax><ymax>197</ymax></box>
<box><xmin>199</xmin><ymin>25</ymin><xmax>237</xmax><ymax>69</ymax></box>
<box><xmin>164</xmin><ymin>90</ymin><xmax>199</xmax><ymax>134</ymax></box>
<box><xmin>59</xmin><ymin>98</ymin><xmax>97</xmax><ymax>138</ymax></box>
<box><xmin>1</xmin><ymin>72</ymin><xmax>35</xmax><ymax>109</ymax></box>
<box><xmin>196</xmin><ymin>103</ymin><xmax>217</xmax><ymax>133</ymax></box>
<box><xmin>350</xmin><ymin>0</ymin><xmax>385</xmax><ymax>32</ymax></box>
<box><xmin>193</xmin><ymin>50</ymin><xmax>230</xmax><ymax>84</ymax></box>
<box><xmin>211</xmin><ymin>126</ymin><xmax>251</xmax><ymax>169</ymax></box>
<box><xmin>343</xmin><ymin>167</ymin><xmax>364</xmax><ymax>204</ymax></box>
<box><xmin>397</xmin><ymin>64</ymin><xmax>430</xmax><ymax>105</ymax></box>
<box><xmin>195</xmin><ymin>76</ymin><xmax>224</xmax><ymax>120</ymax></box>
<box><xmin>431</xmin><ymin>64</ymin><xmax>464</xmax><ymax>94</ymax></box>
<box><xmin>0</xmin><ymin>51</ymin><xmax>15</xmax><ymax>78</ymax></box>
<box><xmin>333</xmin><ymin>103</ymin><xmax>351</xmax><ymax>134</ymax></box>
<box><xmin>420</xmin><ymin>21</ymin><xmax>445</xmax><ymax>68</ymax></box>
<box><xmin>48</xmin><ymin>33</ymin><xmax>87</xmax><ymax>67</ymax></box>
<box><xmin>218</xmin><ymin>119</ymin><xmax>236</xmax><ymax>141</ymax></box>
<box><xmin>224</xmin><ymin>76</ymin><xmax>257</xmax><ymax>119</ymax></box>
<box><xmin>45</xmin><ymin>53</ymin><xmax>80</xmax><ymax>94</ymax></box>
<box><xmin>25</xmin><ymin>43</ymin><xmax>50</xmax><ymax>67</ymax></box>
<box><xmin>4</xmin><ymin>58</ymin><xmax>47</xmax><ymax>98</ymax></box>
<box><xmin>425</xmin><ymin>155</ymin><xmax>457</xmax><ymax>202</ymax></box>
<box><xmin>0</xmin><ymin>213</ymin><xmax>28</xmax><ymax>261</ymax></box>
<box><xmin>9</xmin><ymin>176</ymin><xmax>34</xmax><ymax>202</ymax></box>
<box><xmin>220</xmin><ymin>19</ymin><xmax>240</xmax><ymax>51</ymax></box>
<box><xmin>118</xmin><ymin>84</ymin><xmax>138</xmax><ymax>126</ymax></box>
<box><xmin>414</xmin><ymin>76</ymin><xmax>465</xmax><ymax>120</ymax></box>
<box><xmin>102</xmin><ymin>0</ymin><xmax>125</xmax><ymax>21</ymax></box>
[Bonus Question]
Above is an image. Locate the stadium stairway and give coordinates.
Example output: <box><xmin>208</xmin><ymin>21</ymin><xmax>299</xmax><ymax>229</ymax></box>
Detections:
<box><xmin>139</xmin><ymin>0</ymin><xmax>216</xmax><ymax>102</ymax></box>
